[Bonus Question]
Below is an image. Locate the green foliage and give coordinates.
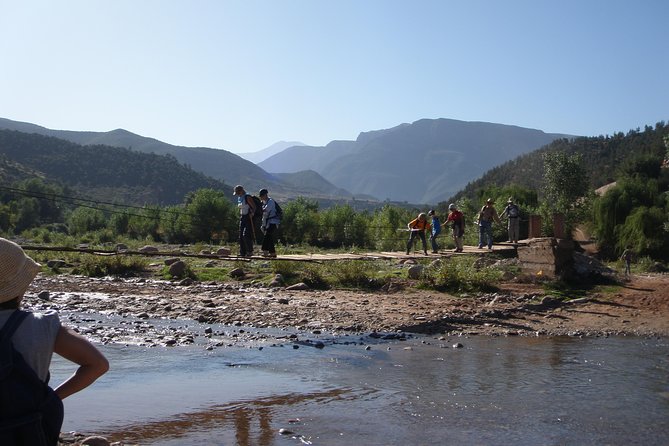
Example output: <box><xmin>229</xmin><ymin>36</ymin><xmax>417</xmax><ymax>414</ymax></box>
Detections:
<box><xmin>67</xmin><ymin>207</ymin><xmax>107</xmax><ymax>235</ymax></box>
<box><xmin>76</xmin><ymin>255</ymin><xmax>148</xmax><ymax>277</ymax></box>
<box><xmin>176</xmin><ymin>189</ymin><xmax>236</xmax><ymax>243</ymax></box>
<box><xmin>325</xmin><ymin>260</ymin><xmax>382</xmax><ymax>289</ymax></box>
<box><xmin>615</xmin><ymin>206</ymin><xmax>668</xmax><ymax>258</ymax></box>
<box><xmin>421</xmin><ymin>256</ymin><xmax>503</xmax><ymax>292</ymax></box>
<box><xmin>371</xmin><ymin>204</ymin><xmax>415</xmax><ymax>251</ymax></box>
<box><xmin>280</xmin><ymin>197</ymin><xmax>320</xmax><ymax>245</ymax></box>
<box><xmin>318</xmin><ymin>204</ymin><xmax>372</xmax><ymax>248</ymax></box>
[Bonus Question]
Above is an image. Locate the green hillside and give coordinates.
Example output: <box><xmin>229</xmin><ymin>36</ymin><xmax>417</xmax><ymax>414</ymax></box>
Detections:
<box><xmin>448</xmin><ymin>122</ymin><xmax>669</xmax><ymax>204</ymax></box>
<box><xmin>0</xmin><ymin>130</ymin><xmax>230</xmax><ymax>205</ymax></box>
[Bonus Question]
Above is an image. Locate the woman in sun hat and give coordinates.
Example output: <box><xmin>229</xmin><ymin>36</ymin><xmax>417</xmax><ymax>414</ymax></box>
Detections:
<box><xmin>0</xmin><ymin>238</ymin><xmax>109</xmax><ymax>444</ymax></box>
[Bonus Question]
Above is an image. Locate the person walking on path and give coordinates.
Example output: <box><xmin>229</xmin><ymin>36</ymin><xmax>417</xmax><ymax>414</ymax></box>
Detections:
<box><xmin>499</xmin><ymin>197</ymin><xmax>521</xmax><ymax>243</ymax></box>
<box><xmin>259</xmin><ymin>188</ymin><xmax>280</xmax><ymax>258</ymax></box>
<box><xmin>620</xmin><ymin>246</ymin><xmax>634</xmax><ymax>278</ymax></box>
<box><xmin>233</xmin><ymin>185</ymin><xmax>257</xmax><ymax>257</ymax></box>
<box><xmin>477</xmin><ymin>198</ymin><xmax>501</xmax><ymax>250</ymax></box>
<box><xmin>406</xmin><ymin>213</ymin><xmax>430</xmax><ymax>256</ymax></box>
<box><xmin>446</xmin><ymin>203</ymin><xmax>465</xmax><ymax>252</ymax></box>
<box><xmin>0</xmin><ymin>238</ymin><xmax>109</xmax><ymax>445</ymax></box>
<box><xmin>427</xmin><ymin>209</ymin><xmax>441</xmax><ymax>253</ymax></box>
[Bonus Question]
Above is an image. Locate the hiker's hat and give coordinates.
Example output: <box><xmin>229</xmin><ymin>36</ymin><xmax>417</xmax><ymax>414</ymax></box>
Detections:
<box><xmin>428</xmin><ymin>209</ymin><xmax>435</xmax><ymax>216</ymax></box>
<box><xmin>0</xmin><ymin>238</ymin><xmax>41</xmax><ymax>303</ymax></box>
<box><xmin>233</xmin><ymin>185</ymin><xmax>244</xmax><ymax>195</ymax></box>
<box><xmin>448</xmin><ymin>203</ymin><xmax>456</xmax><ymax>210</ymax></box>
<box><xmin>507</xmin><ymin>197</ymin><xmax>514</xmax><ymax>203</ymax></box>
<box><xmin>258</xmin><ymin>188</ymin><xmax>268</xmax><ymax>197</ymax></box>
<box><xmin>486</xmin><ymin>198</ymin><xmax>493</xmax><ymax>203</ymax></box>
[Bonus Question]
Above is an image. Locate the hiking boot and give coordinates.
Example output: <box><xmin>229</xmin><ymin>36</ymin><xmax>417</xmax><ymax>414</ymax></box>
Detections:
<box><xmin>423</xmin><ymin>251</ymin><xmax>428</xmax><ymax>256</ymax></box>
<box><xmin>267</xmin><ymin>253</ymin><xmax>277</xmax><ymax>258</ymax></box>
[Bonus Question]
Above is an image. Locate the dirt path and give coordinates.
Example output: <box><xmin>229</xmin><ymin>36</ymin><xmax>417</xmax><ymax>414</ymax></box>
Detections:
<box><xmin>28</xmin><ymin>272</ymin><xmax>669</xmax><ymax>339</ymax></box>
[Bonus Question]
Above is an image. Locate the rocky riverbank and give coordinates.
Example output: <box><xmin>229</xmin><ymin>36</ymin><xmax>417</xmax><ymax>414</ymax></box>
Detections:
<box><xmin>26</xmin><ymin>272</ymin><xmax>669</xmax><ymax>345</ymax></box>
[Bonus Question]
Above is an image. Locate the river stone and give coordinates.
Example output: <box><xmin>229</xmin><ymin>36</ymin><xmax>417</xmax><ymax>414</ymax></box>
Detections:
<box><xmin>168</xmin><ymin>260</ymin><xmax>187</xmax><ymax>278</ymax></box>
<box><xmin>46</xmin><ymin>259</ymin><xmax>67</xmax><ymax>268</ymax></box>
<box><xmin>80</xmin><ymin>435</ymin><xmax>110</xmax><ymax>446</ymax></box>
<box><xmin>115</xmin><ymin>243</ymin><xmax>128</xmax><ymax>251</ymax></box>
<box><xmin>37</xmin><ymin>290</ymin><xmax>50</xmax><ymax>301</ymax></box>
<box><xmin>452</xmin><ymin>342</ymin><xmax>464</xmax><ymax>348</ymax></box>
<box><xmin>179</xmin><ymin>278</ymin><xmax>194</xmax><ymax>286</ymax></box>
<box><xmin>286</xmin><ymin>282</ymin><xmax>309</xmax><ymax>291</ymax></box>
<box><xmin>217</xmin><ymin>247</ymin><xmax>232</xmax><ymax>256</ymax></box>
<box><xmin>407</xmin><ymin>265</ymin><xmax>424</xmax><ymax>279</ymax></box>
<box><xmin>269</xmin><ymin>274</ymin><xmax>285</xmax><ymax>288</ymax></box>
<box><xmin>230</xmin><ymin>268</ymin><xmax>245</xmax><ymax>278</ymax></box>
<box><xmin>164</xmin><ymin>257</ymin><xmax>180</xmax><ymax>266</ymax></box>
<box><xmin>139</xmin><ymin>245</ymin><xmax>159</xmax><ymax>253</ymax></box>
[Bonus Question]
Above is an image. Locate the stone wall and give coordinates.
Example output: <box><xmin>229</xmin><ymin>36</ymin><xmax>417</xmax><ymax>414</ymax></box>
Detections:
<box><xmin>516</xmin><ymin>237</ymin><xmax>575</xmax><ymax>279</ymax></box>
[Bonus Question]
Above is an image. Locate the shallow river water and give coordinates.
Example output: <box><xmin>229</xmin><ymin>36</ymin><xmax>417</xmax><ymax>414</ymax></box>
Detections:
<box><xmin>51</xmin><ymin>316</ymin><xmax>669</xmax><ymax>446</ymax></box>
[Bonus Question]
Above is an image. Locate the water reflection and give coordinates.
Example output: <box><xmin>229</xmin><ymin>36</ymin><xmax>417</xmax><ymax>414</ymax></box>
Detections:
<box><xmin>105</xmin><ymin>390</ymin><xmax>353</xmax><ymax>445</ymax></box>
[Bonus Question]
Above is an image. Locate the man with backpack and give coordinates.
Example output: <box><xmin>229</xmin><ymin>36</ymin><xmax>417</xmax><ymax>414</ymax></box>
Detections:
<box><xmin>258</xmin><ymin>188</ymin><xmax>282</xmax><ymax>258</ymax></box>
<box><xmin>233</xmin><ymin>185</ymin><xmax>259</xmax><ymax>257</ymax></box>
<box><xmin>499</xmin><ymin>197</ymin><xmax>521</xmax><ymax>244</ymax></box>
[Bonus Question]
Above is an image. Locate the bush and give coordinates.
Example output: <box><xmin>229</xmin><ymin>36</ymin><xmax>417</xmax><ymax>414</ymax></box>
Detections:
<box><xmin>325</xmin><ymin>260</ymin><xmax>383</xmax><ymax>290</ymax></box>
<box><xmin>76</xmin><ymin>254</ymin><xmax>148</xmax><ymax>277</ymax></box>
<box><xmin>421</xmin><ymin>256</ymin><xmax>502</xmax><ymax>292</ymax></box>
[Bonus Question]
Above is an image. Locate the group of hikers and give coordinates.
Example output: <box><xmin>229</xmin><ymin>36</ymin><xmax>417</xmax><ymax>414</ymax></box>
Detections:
<box><xmin>233</xmin><ymin>185</ymin><xmax>282</xmax><ymax>258</ymax></box>
<box><xmin>233</xmin><ymin>184</ymin><xmax>524</xmax><ymax>258</ymax></box>
<box><xmin>406</xmin><ymin>197</ymin><xmax>521</xmax><ymax>255</ymax></box>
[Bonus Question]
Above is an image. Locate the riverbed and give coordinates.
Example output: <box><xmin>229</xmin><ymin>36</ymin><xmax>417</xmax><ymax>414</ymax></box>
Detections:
<box><xmin>51</xmin><ymin>314</ymin><xmax>669</xmax><ymax>446</ymax></box>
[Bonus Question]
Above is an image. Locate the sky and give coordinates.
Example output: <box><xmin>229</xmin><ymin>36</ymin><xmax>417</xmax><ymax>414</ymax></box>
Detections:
<box><xmin>1</xmin><ymin>0</ymin><xmax>667</xmax><ymax>154</ymax></box>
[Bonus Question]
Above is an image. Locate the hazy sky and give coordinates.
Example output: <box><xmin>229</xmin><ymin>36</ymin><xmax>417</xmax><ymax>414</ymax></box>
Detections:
<box><xmin>1</xmin><ymin>0</ymin><xmax>667</xmax><ymax>153</ymax></box>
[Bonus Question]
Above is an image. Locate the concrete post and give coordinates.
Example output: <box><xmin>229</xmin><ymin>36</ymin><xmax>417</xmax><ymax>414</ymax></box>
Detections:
<box><xmin>528</xmin><ymin>215</ymin><xmax>542</xmax><ymax>238</ymax></box>
<box><xmin>553</xmin><ymin>213</ymin><xmax>566</xmax><ymax>239</ymax></box>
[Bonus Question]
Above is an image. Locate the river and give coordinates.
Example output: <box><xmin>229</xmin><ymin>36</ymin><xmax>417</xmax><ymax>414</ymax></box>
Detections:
<box><xmin>50</xmin><ymin>314</ymin><xmax>668</xmax><ymax>446</ymax></box>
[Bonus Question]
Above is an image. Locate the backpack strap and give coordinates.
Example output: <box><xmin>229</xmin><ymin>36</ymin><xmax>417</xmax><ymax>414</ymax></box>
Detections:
<box><xmin>0</xmin><ymin>310</ymin><xmax>28</xmax><ymax>344</ymax></box>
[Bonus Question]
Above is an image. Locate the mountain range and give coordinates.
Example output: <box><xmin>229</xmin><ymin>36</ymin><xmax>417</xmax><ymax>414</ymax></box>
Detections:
<box><xmin>0</xmin><ymin>116</ymin><xmax>572</xmax><ymax>205</ymax></box>
<box><xmin>260</xmin><ymin>119</ymin><xmax>571</xmax><ymax>203</ymax></box>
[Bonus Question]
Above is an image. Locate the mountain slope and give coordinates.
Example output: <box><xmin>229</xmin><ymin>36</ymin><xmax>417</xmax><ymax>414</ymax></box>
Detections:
<box><xmin>0</xmin><ymin>118</ymin><xmax>279</xmax><ymax>194</ymax></box>
<box><xmin>448</xmin><ymin>121</ymin><xmax>669</xmax><ymax>203</ymax></box>
<box><xmin>237</xmin><ymin>141</ymin><xmax>306</xmax><ymax>164</ymax></box>
<box><xmin>0</xmin><ymin>130</ymin><xmax>229</xmax><ymax>205</ymax></box>
<box><xmin>262</xmin><ymin>118</ymin><xmax>570</xmax><ymax>203</ymax></box>
<box><xmin>272</xmin><ymin>170</ymin><xmax>353</xmax><ymax>198</ymax></box>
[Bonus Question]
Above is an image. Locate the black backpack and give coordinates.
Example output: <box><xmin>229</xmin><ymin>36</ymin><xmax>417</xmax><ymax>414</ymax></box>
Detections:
<box><xmin>273</xmin><ymin>200</ymin><xmax>283</xmax><ymax>221</ymax></box>
<box><xmin>247</xmin><ymin>195</ymin><xmax>263</xmax><ymax>220</ymax></box>
<box><xmin>0</xmin><ymin>310</ymin><xmax>64</xmax><ymax>446</ymax></box>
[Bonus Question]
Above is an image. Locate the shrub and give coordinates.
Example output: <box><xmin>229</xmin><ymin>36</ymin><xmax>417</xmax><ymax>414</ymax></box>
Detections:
<box><xmin>77</xmin><ymin>254</ymin><xmax>148</xmax><ymax>277</ymax></box>
<box><xmin>422</xmin><ymin>256</ymin><xmax>502</xmax><ymax>293</ymax></box>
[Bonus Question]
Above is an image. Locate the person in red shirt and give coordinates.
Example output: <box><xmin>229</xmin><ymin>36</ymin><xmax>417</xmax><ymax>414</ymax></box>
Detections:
<box><xmin>406</xmin><ymin>213</ymin><xmax>430</xmax><ymax>255</ymax></box>
<box><xmin>446</xmin><ymin>203</ymin><xmax>465</xmax><ymax>252</ymax></box>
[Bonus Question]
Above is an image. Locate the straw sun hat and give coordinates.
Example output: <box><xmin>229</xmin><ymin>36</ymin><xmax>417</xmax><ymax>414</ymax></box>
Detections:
<box><xmin>0</xmin><ymin>238</ymin><xmax>41</xmax><ymax>303</ymax></box>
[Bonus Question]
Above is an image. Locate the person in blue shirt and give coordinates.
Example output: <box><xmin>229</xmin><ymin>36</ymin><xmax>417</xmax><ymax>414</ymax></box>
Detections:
<box><xmin>428</xmin><ymin>209</ymin><xmax>441</xmax><ymax>254</ymax></box>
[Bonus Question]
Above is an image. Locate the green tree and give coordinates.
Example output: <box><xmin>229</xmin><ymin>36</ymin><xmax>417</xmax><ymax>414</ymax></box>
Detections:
<box><xmin>615</xmin><ymin>206</ymin><xmax>669</xmax><ymax>259</ymax></box>
<box><xmin>281</xmin><ymin>197</ymin><xmax>320</xmax><ymax>245</ymax></box>
<box><xmin>181</xmin><ymin>188</ymin><xmax>236</xmax><ymax>243</ymax></box>
<box><xmin>371</xmin><ymin>204</ymin><xmax>414</xmax><ymax>251</ymax></box>
<box><xmin>68</xmin><ymin>207</ymin><xmax>107</xmax><ymax>235</ymax></box>
<box><xmin>542</xmin><ymin>151</ymin><xmax>589</xmax><ymax>237</ymax></box>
